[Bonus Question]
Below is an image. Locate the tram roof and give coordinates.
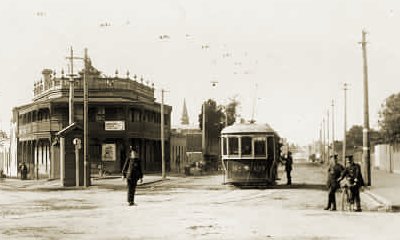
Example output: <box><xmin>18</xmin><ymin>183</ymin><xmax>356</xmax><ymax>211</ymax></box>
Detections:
<box><xmin>221</xmin><ymin>122</ymin><xmax>276</xmax><ymax>135</ymax></box>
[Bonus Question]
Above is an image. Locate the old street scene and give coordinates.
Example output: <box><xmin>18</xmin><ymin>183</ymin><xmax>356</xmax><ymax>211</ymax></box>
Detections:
<box><xmin>1</xmin><ymin>1</ymin><xmax>400</xmax><ymax>239</ymax></box>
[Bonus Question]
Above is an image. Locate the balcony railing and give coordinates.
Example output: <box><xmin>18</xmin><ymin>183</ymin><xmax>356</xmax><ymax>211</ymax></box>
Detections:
<box><xmin>18</xmin><ymin>120</ymin><xmax>64</xmax><ymax>136</ymax></box>
<box><xmin>34</xmin><ymin>77</ymin><xmax>154</xmax><ymax>99</ymax></box>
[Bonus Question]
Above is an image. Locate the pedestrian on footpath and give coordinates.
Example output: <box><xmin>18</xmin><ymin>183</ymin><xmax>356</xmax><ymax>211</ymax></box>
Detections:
<box><xmin>284</xmin><ymin>151</ymin><xmax>293</xmax><ymax>185</ymax></box>
<box><xmin>20</xmin><ymin>162</ymin><xmax>28</xmax><ymax>180</ymax></box>
<box><xmin>122</xmin><ymin>146</ymin><xmax>143</xmax><ymax>206</ymax></box>
<box><xmin>338</xmin><ymin>155</ymin><xmax>364</xmax><ymax>212</ymax></box>
<box><xmin>324</xmin><ymin>154</ymin><xmax>344</xmax><ymax>211</ymax></box>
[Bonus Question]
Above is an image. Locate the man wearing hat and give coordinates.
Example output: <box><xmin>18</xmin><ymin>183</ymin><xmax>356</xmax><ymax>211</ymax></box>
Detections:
<box><xmin>338</xmin><ymin>155</ymin><xmax>364</xmax><ymax>212</ymax></box>
<box><xmin>122</xmin><ymin>146</ymin><xmax>143</xmax><ymax>206</ymax></box>
<box><xmin>324</xmin><ymin>154</ymin><xmax>344</xmax><ymax>211</ymax></box>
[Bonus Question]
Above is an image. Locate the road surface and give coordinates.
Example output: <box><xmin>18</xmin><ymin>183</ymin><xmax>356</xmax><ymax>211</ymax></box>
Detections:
<box><xmin>0</xmin><ymin>163</ymin><xmax>399</xmax><ymax>239</ymax></box>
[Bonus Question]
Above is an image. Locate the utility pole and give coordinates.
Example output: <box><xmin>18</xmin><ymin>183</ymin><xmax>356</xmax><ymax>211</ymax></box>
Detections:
<box><xmin>67</xmin><ymin>47</ymin><xmax>75</xmax><ymax>124</ymax></box>
<box><xmin>202</xmin><ymin>102</ymin><xmax>206</xmax><ymax>156</ymax></box>
<box><xmin>331</xmin><ymin>100</ymin><xmax>335</xmax><ymax>154</ymax></box>
<box><xmin>343</xmin><ymin>83</ymin><xmax>348</xmax><ymax>166</ymax></box>
<box><xmin>319</xmin><ymin>123</ymin><xmax>322</xmax><ymax>162</ymax></box>
<box><xmin>327</xmin><ymin>110</ymin><xmax>330</xmax><ymax>160</ymax></box>
<box><xmin>360</xmin><ymin>30</ymin><xmax>371</xmax><ymax>186</ymax></box>
<box><xmin>322</xmin><ymin>117</ymin><xmax>325</xmax><ymax>163</ymax></box>
<box><xmin>83</xmin><ymin>48</ymin><xmax>90</xmax><ymax>187</ymax></box>
<box><xmin>161</xmin><ymin>89</ymin><xmax>166</xmax><ymax>179</ymax></box>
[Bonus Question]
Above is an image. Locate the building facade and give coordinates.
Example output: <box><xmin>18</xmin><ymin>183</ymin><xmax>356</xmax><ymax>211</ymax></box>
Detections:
<box><xmin>11</xmin><ymin>60</ymin><xmax>171</xmax><ymax>180</ymax></box>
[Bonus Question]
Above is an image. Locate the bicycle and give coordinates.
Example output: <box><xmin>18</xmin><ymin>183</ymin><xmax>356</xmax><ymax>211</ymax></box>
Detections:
<box><xmin>339</xmin><ymin>178</ymin><xmax>355</xmax><ymax>211</ymax></box>
<box><xmin>98</xmin><ymin>163</ymin><xmax>110</xmax><ymax>178</ymax></box>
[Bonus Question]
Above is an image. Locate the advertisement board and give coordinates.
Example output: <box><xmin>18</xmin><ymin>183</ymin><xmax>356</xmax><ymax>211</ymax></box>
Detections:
<box><xmin>105</xmin><ymin>121</ymin><xmax>125</xmax><ymax>131</ymax></box>
<box><xmin>102</xmin><ymin>143</ymin><xmax>116</xmax><ymax>161</ymax></box>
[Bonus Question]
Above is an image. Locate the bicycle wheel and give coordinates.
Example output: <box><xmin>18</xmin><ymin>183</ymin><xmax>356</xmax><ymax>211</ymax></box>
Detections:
<box><xmin>341</xmin><ymin>187</ymin><xmax>352</xmax><ymax>211</ymax></box>
<box><xmin>340</xmin><ymin>188</ymin><xmax>347</xmax><ymax>211</ymax></box>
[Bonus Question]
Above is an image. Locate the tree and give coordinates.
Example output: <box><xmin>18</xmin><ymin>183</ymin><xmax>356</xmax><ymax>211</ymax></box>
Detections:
<box><xmin>379</xmin><ymin>93</ymin><xmax>400</xmax><ymax>143</ymax></box>
<box><xmin>345</xmin><ymin>125</ymin><xmax>382</xmax><ymax>150</ymax></box>
<box><xmin>346</xmin><ymin>125</ymin><xmax>363</xmax><ymax>149</ymax></box>
<box><xmin>198</xmin><ymin>99</ymin><xmax>225</xmax><ymax>139</ymax></box>
<box><xmin>225</xmin><ymin>96</ymin><xmax>240</xmax><ymax>126</ymax></box>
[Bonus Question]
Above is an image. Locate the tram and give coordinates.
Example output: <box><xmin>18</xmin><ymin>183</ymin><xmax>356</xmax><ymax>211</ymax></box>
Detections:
<box><xmin>221</xmin><ymin>122</ymin><xmax>281</xmax><ymax>185</ymax></box>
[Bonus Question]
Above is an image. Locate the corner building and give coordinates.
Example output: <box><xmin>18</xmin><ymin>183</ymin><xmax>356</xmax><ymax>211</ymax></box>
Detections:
<box><xmin>12</xmin><ymin>61</ymin><xmax>171</xmax><ymax>179</ymax></box>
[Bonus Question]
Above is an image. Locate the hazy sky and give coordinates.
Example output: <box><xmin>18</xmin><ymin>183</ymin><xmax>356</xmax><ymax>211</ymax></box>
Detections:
<box><xmin>1</xmin><ymin>0</ymin><xmax>400</xmax><ymax>145</ymax></box>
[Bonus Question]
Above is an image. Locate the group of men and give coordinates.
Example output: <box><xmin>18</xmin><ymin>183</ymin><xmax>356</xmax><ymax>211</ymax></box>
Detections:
<box><xmin>120</xmin><ymin>146</ymin><xmax>364</xmax><ymax>212</ymax></box>
<box><xmin>325</xmin><ymin>154</ymin><xmax>364</xmax><ymax>212</ymax></box>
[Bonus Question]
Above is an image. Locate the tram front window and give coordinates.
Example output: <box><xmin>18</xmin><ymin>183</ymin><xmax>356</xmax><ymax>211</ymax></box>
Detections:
<box><xmin>228</xmin><ymin>137</ymin><xmax>239</xmax><ymax>155</ymax></box>
<box><xmin>241</xmin><ymin>137</ymin><xmax>252</xmax><ymax>156</ymax></box>
<box><xmin>222</xmin><ymin>137</ymin><xmax>227</xmax><ymax>155</ymax></box>
<box><xmin>254</xmin><ymin>137</ymin><xmax>266</xmax><ymax>157</ymax></box>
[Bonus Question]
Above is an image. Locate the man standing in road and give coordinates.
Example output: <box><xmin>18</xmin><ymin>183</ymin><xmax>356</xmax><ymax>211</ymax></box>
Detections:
<box><xmin>338</xmin><ymin>155</ymin><xmax>364</xmax><ymax>212</ymax></box>
<box><xmin>285</xmin><ymin>151</ymin><xmax>293</xmax><ymax>185</ymax></box>
<box><xmin>324</xmin><ymin>154</ymin><xmax>344</xmax><ymax>211</ymax></box>
<box><xmin>122</xmin><ymin>146</ymin><xmax>143</xmax><ymax>206</ymax></box>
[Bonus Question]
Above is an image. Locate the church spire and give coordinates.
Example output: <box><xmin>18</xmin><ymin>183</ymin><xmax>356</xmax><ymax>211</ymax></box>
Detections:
<box><xmin>180</xmin><ymin>98</ymin><xmax>189</xmax><ymax>125</ymax></box>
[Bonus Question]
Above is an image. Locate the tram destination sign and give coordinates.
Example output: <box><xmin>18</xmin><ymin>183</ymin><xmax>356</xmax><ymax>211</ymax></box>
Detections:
<box><xmin>105</xmin><ymin>121</ymin><xmax>125</xmax><ymax>131</ymax></box>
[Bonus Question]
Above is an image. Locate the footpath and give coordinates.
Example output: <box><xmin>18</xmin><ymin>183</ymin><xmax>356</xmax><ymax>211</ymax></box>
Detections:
<box><xmin>280</xmin><ymin>161</ymin><xmax>400</xmax><ymax>212</ymax></box>
<box><xmin>0</xmin><ymin>174</ymin><xmax>165</xmax><ymax>192</ymax></box>
<box><xmin>363</xmin><ymin>169</ymin><xmax>400</xmax><ymax>212</ymax></box>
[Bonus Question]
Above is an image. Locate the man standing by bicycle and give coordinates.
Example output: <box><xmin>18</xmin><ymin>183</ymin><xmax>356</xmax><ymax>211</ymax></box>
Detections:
<box><xmin>338</xmin><ymin>155</ymin><xmax>364</xmax><ymax>212</ymax></box>
<box><xmin>324</xmin><ymin>154</ymin><xmax>344</xmax><ymax>211</ymax></box>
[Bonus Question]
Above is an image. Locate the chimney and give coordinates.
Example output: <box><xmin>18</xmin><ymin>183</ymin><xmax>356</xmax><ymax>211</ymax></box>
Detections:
<box><xmin>42</xmin><ymin>69</ymin><xmax>52</xmax><ymax>82</ymax></box>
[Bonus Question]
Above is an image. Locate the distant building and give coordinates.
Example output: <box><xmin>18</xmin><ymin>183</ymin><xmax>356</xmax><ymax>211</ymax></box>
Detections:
<box><xmin>11</xmin><ymin>58</ymin><xmax>171</xmax><ymax>180</ymax></box>
<box><xmin>170</xmin><ymin>99</ymin><xmax>207</xmax><ymax>173</ymax></box>
<box><xmin>180</xmin><ymin>98</ymin><xmax>189</xmax><ymax>125</ymax></box>
<box><xmin>0</xmin><ymin>130</ymin><xmax>12</xmax><ymax>176</ymax></box>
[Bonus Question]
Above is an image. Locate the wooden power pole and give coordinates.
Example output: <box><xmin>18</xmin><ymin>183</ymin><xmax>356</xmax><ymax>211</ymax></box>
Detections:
<box><xmin>161</xmin><ymin>89</ymin><xmax>166</xmax><ymax>179</ymax></box>
<box><xmin>360</xmin><ymin>30</ymin><xmax>371</xmax><ymax>186</ymax></box>
<box><xmin>83</xmin><ymin>48</ymin><xmax>90</xmax><ymax>187</ymax></box>
<box><xmin>343</xmin><ymin>83</ymin><xmax>348</xmax><ymax>166</ymax></box>
<box><xmin>331</xmin><ymin>100</ymin><xmax>335</xmax><ymax>154</ymax></box>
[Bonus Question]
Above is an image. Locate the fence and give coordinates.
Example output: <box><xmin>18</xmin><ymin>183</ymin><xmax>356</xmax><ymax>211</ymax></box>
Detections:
<box><xmin>374</xmin><ymin>144</ymin><xmax>400</xmax><ymax>174</ymax></box>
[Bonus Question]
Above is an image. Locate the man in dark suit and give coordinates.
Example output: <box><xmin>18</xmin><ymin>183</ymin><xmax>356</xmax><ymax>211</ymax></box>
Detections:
<box><xmin>285</xmin><ymin>151</ymin><xmax>293</xmax><ymax>185</ymax></box>
<box><xmin>122</xmin><ymin>147</ymin><xmax>143</xmax><ymax>206</ymax></box>
<box><xmin>324</xmin><ymin>154</ymin><xmax>344</xmax><ymax>211</ymax></box>
<box><xmin>338</xmin><ymin>155</ymin><xmax>364</xmax><ymax>212</ymax></box>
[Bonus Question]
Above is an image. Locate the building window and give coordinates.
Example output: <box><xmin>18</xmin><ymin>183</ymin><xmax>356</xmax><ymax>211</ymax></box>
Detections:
<box><xmin>105</xmin><ymin>107</ymin><xmax>118</xmax><ymax>121</ymax></box>
<box><xmin>132</xmin><ymin>110</ymin><xmax>141</xmax><ymax>122</ymax></box>
<box><xmin>97</xmin><ymin>107</ymin><xmax>105</xmax><ymax>121</ymax></box>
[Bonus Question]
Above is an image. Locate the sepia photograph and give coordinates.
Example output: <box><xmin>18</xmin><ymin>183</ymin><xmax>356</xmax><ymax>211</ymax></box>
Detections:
<box><xmin>0</xmin><ymin>0</ymin><xmax>400</xmax><ymax>239</ymax></box>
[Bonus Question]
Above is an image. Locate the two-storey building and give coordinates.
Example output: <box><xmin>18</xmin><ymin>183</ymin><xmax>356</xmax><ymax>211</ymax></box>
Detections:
<box><xmin>12</xmin><ymin>60</ymin><xmax>171</xmax><ymax>180</ymax></box>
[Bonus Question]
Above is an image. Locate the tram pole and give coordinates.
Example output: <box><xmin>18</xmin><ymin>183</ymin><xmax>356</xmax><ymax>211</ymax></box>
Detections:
<box><xmin>327</xmin><ymin>110</ymin><xmax>330</xmax><ymax>160</ymax></box>
<box><xmin>202</xmin><ymin>102</ymin><xmax>206</xmax><ymax>156</ymax></box>
<box><xmin>322</xmin><ymin>117</ymin><xmax>325</xmax><ymax>163</ymax></box>
<box><xmin>359</xmin><ymin>30</ymin><xmax>371</xmax><ymax>186</ymax></box>
<box><xmin>343</xmin><ymin>83</ymin><xmax>348</xmax><ymax>166</ymax></box>
<box><xmin>83</xmin><ymin>48</ymin><xmax>90</xmax><ymax>187</ymax></box>
<box><xmin>161</xmin><ymin>89</ymin><xmax>166</xmax><ymax>179</ymax></box>
<box><xmin>331</xmin><ymin>100</ymin><xmax>335</xmax><ymax>154</ymax></box>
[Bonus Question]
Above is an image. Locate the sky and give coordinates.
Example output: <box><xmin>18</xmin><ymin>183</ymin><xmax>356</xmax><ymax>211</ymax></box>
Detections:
<box><xmin>1</xmin><ymin>0</ymin><xmax>400</xmax><ymax>146</ymax></box>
